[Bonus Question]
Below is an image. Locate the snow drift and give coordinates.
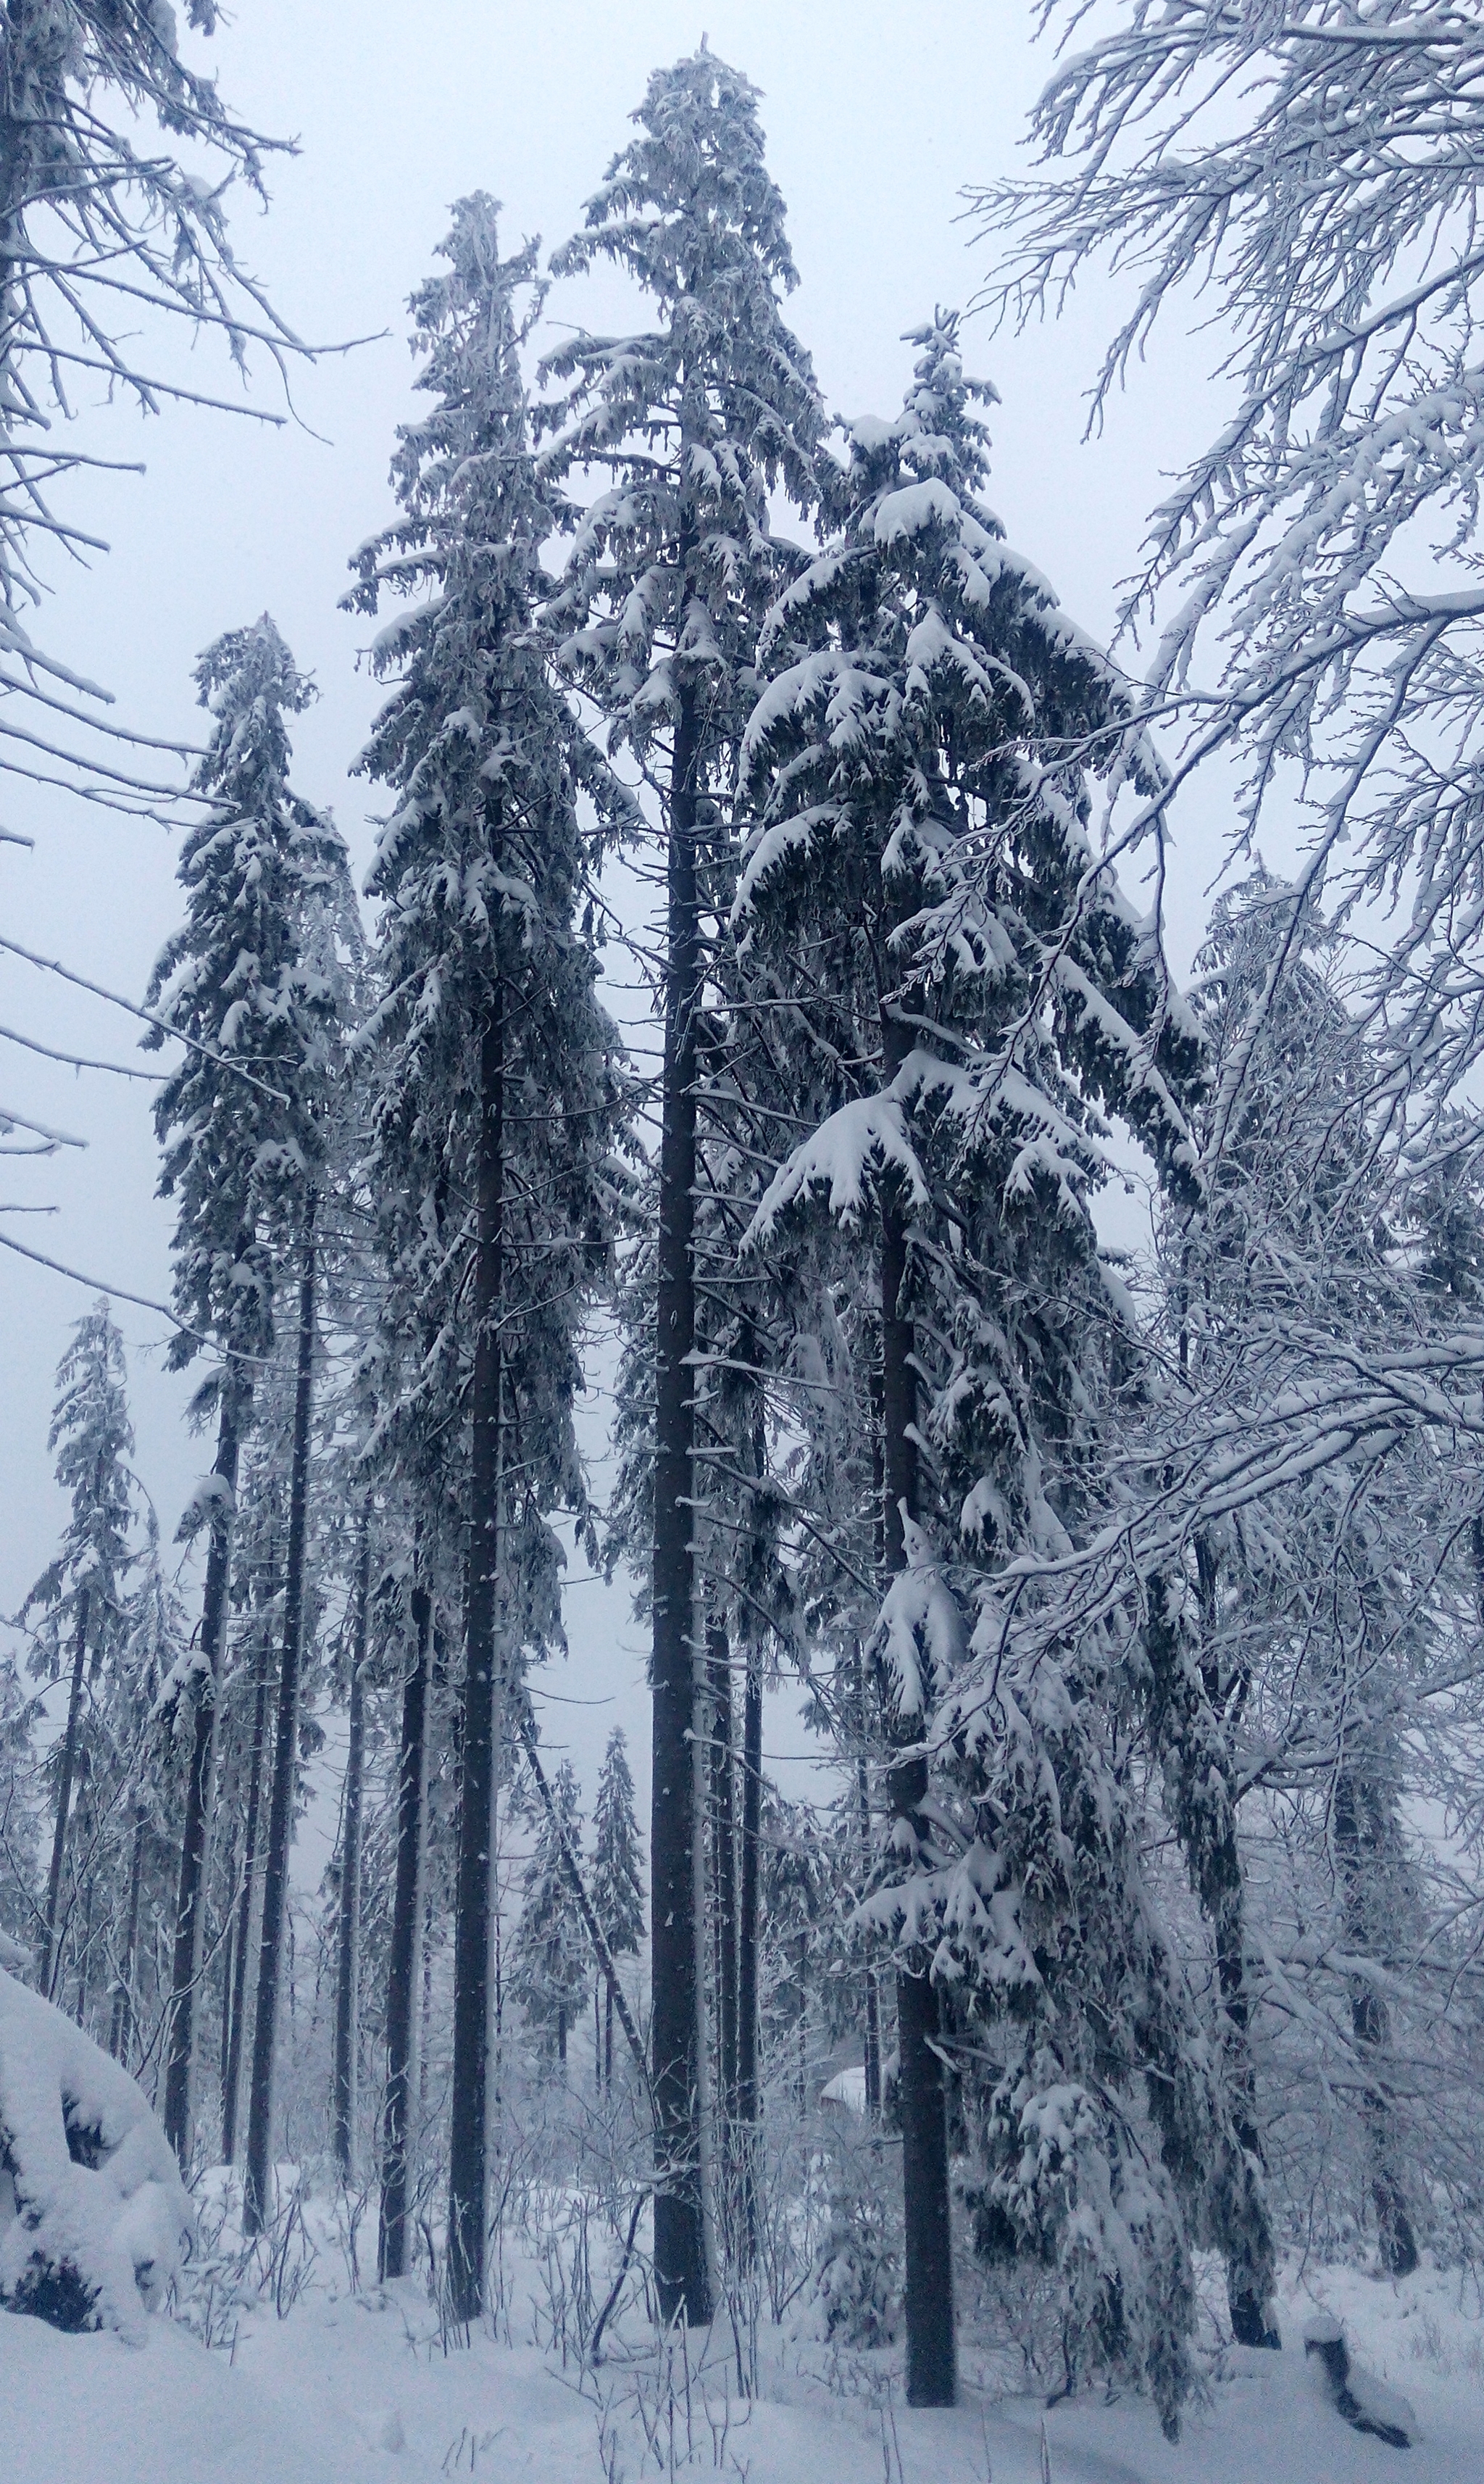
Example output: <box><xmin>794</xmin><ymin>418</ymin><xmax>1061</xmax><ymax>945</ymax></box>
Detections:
<box><xmin>0</xmin><ymin>1965</ymin><xmax>192</xmax><ymax>2339</ymax></box>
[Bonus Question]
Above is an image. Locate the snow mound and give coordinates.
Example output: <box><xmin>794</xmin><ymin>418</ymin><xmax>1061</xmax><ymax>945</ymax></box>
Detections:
<box><xmin>0</xmin><ymin>1966</ymin><xmax>192</xmax><ymax>2340</ymax></box>
<box><xmin>1304</xmin><ymin>2311</ymin><xmax>1419</xmax><ymax>2450</ymax></box>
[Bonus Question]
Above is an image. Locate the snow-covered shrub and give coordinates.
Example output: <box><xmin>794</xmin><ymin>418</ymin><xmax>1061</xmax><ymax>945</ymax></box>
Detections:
<box><xmin>798</xmin><ymin>2156</ymin><xmax>902</xmax><ymax>2348</ymax></box>
<box><xmin>0</xmin><ymin>1966</ymin><xmax>191</xmax><ymax>2339</ymax></box>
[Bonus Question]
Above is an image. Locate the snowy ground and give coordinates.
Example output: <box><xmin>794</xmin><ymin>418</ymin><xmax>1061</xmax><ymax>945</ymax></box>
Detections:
<box><xmin>6</xmin><ymin>2217</ymin><xmax>1482</xmax><ymax>2484</ymax></box>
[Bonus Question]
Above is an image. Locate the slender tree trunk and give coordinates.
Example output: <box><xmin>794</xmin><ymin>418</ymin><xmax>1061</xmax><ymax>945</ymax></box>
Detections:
<box><xmin>245</xmin><ymin>1209</ymin><xmax>317</xmax><ymax>2237</ymax></box>
<box><xmin>380</xmin><ymin>1574</ymin><xmax>432</xmax><ymax>2282</ymax></box>
<box><xmin>878</xmin><ymin>1013</ymin><xmax>955</xmax><ymax>2408</ymax></box>
<box><xmin>709</xmin><ymin>1616</ymin><xmax>738</xmax><ymax>2228</ymax></box>
<box><xmin>72</xmin><ymin>1789</ymin><xmax>95</xmax><ymax>2025</ymax></box>
<box><xmin>164</xmin><ymin>1391</ymin><xmax>242</xmax><ymax>2166</ymax></box>
<box><xmin>558</xmin><ymin>2006</ymin><xmax>567</xmax><ymax>2071</ymax></box>
<box><xmin>1149</xmin><ymin>1563</ymin><xmax>1280</xmax><ymax>2348</ymax></box>
<box><xmin>333</xmin><ymin>1512</ymin><xmax>371</xmax><ymax>2182</ymax></box>
<box><xmin>448</xmin><ymin>992</ymin><xmax>504</xmax><ymax>2323</ymax></box>
<box><xmin>1334</xmin><ymin>1766</ymin><xmax>1420</xmax><ymax>2277</ymax></box>
<box><xmin>735</xmin><ymin>1629</ymin><xmax>762</xmax><ymax>2271</ymax></box>
<box><xmin>109</xmin><ymin>1800</ymin><xmax>147</xmax><ymax>2065</ymax></box>
<box><xmin>855</xmin><ymin>1641</ymin><xmax>882</xmax><ymax>2119</ymax></box>
<box><xmin>223</xmin><ymin>1577</ymin><xmax>274</xmax><ymax>2167</ymax></box>
<box><xmin>651</xmin><ymin>673</ymin><xmax>712</xmax><ymax>2326</ymax></box>
<box><xmin>604</xmin><ymin>1984</ymin><xmax>614</xmax><ymax>2092</ymax></box>
<box><xmin>219</xmin><ymin>1906</ymin><xmax>235</xmax><ymax>2115</ymax></box>
<box><xmin>40</xmin><ymin>1588</ymin><xmax>91</xmax><ymax>2001</ymax></box>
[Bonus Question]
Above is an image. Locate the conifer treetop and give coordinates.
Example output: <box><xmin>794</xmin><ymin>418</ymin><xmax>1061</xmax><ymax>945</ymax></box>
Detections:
<box><xmin>19</xmin><ymin>1300</ymin><xmax>136</xmax><ymax>1648</ymax></box>
<box><xmin>146</xmin><ymin>615</ymin><xmax>349</xmax><ymax>1374</ymax></box>
<box><xmin>591</xmin><ymin>1724</ymin><xmax>645</xmax><ymax>1958</ymax></box>
<box><xmin>538</xmin><ymin>47</ymin><xmax>826</xmax><ymax>743</ymax></box>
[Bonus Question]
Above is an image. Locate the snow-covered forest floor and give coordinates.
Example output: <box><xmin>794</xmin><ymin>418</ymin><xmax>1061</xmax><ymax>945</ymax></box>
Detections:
<box><xmin>9</xmin><ymin>2182</ymin><xmax>1482</xmax><ymax>2484</ymax></box>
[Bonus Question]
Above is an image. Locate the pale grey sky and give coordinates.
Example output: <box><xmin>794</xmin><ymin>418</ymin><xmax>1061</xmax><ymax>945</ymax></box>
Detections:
<box><xmin>0</xmin><ymin>1</ymin><xmax>1241</xmax><ymax>1859</ymax></box>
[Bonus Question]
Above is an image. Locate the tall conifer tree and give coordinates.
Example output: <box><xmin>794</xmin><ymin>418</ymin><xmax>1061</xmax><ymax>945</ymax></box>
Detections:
<box><xmin>591</xmin><ymin>1726</ymin><xmax>645</xmax><ymax>2090</ymax></box>
<box><xmin>739</xmin><ymin>317</ymin><xmax>1203</xmax><ymax>2412</ymax></box>
<box><xmin>348</xmin><ymin>194</ymin><xmax>628</xmax><ymax>2322</ymax></box>
<box><xmin>146</xmin><ymin>615</ymin><xmax>344</xmax><ymax>2164</ymax></box>
<box><xmin>20</xmin><ymin>1302</ymin><xmax>136</xmax><ymax>2004</ymax></box>
<box><xmin>539</xmin><ymin>46</ymin><xmax>825</xmax><ymax>2323</ymax></box>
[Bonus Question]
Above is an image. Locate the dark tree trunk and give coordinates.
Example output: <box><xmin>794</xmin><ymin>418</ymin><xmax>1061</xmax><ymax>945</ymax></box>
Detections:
<box><xmin>854</xmin><ymin>1640</ymin><xmax>881</xmax><ymax>2119</ymax></box>
<box><xmin>558</xmin><ymin>2006</ymin><xmax>567</xmax><ymax>2070</ymax></box>
<box><xmin>604</xmin><ymin>1983</ymin><xmax>614</xmax><ymax>2091</ymax></box>
<box><xmin>245</xmin><ymin>1211</ymin><xmax>317</xmax><ymax>2236</ymax></box>
<box><xmin>109</xmin><ymin>1800</ymin><xmax>147</xmax><ymax>2064</ymax></box>
<box><xmin>650</xmin><ymin>673</ymin><xmax>712</xmax><ymax>2327</ymax></box>
<box><xmin>333</xmin><ymin>1513</ymin><xmax>371</xmax><ymax>2183</ymax></box>
<box><xmin>222</xmin><ymin>1576</ymin><xmax>274</xmax><ymax>2167</ymax></box>
<box><xmin>448</xmin><ymin>992</ymin><xmax>504</xmax><ymax>2324</ymax></box>
<box><xmin>41</xmin><ymin>1588</ymin><xmax>91</xmax><ymax>2001</ymax></box>
<box><xmin>878</xmin><ymin>1016</ymin><xmax>955</xmax><ymax>2408</ymax></box>
<box><xmin>1334</xmin><ymin>1766</ymin><xmax>1420</xmax><ymax>2278</ymax></box>
<box><xmin>735</xmin><ymin>1629</ymin><xmax>762</xmax><ymax>2270</ymax></box>
<box><xmin>709</xmin><ymin>1617</ymin><xmax>738</xmax><ymax>2139</ymax></box>
<box><xmin>164</xmin><ymin>1390</ymin><xmax>242</xmax><ymax>2166</ymax></box>
<box><xmin>380</xmin><ymin>1575</ymin><xmax>432</xmax><ymax>2282</ymax></box>
<box><xmin>72</xmin><ymin>1787</ymin><xmax>95</xmax><ymax>2025</ymax></box>
<box><xmin>218</xmin><ymin>1908</ymin><xmax>235</xmax><ymax>2119</ymax></box>
<box><xmin>1148</xmin><ymin>1564</ymin><xmax>1280</xmax><ymax>2349</ymax></box>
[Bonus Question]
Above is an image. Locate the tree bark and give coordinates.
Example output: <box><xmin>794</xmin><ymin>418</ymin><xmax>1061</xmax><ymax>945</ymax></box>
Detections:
<box><xmin>164</xmin><ymin>1390</ymin><xmax>241</xmax><ymax>2167</ymax></box>
<box><xmin>333</xmin><ymin>1511</ymin><xmax>371</xmax><ymax>2182</ymax></box>
<box><xmin>40</xmin><ymin>1587</ymin><xmax>90</xmax><ymax>2001</ymax></box>
<box><xmin>1149</xmin><ymin>1564</ymin><xmax>1280</xmax><ymax>2348</ymax></box>
<box><xmin>1334</xmin><ymin>1765</ymin><xmax>1420</xmax><ymax>2277</ymax></box>
<box><xmin>448</xmin><ymin>992</ymin><xmax>504</xmax><ymax>2323</ymax></box>
<box><xmin>245</xmin><ymin>1209</ymin><xmax>317</xmax><ymax>2236</ymax></box>
<box><xmin>878</xmin><ymin>1013</ymin><xmax>956</xmax><ymax>2408</ymax></box>
<box><xmin>709</xmin><ymin>1616</ymin><xmax>738</xmax><ymax>2190</ymax></box>
<box><xmin>855</xmin><ymin>1644</ymin><xmax>882</xmax><ymax>2119</ymax></box>
<box><xmin>735</xmin><ymin>1629</ymin><xmax>762</xmax><ymax>2271</ymax></box>
<box><xmin>380</xmin><ymin>1574</ymin><xmax>432</xmax><ymax>2282</ymax></box>
<box><xmin>650</xmin><ymin>673</ymin><xmax>712</xmax><ymax>2327</ymax></box>
<box><xmin>222</xmin><ymin>1571</ymin><xmax>274</xmax><ymax>2167</ymax></box>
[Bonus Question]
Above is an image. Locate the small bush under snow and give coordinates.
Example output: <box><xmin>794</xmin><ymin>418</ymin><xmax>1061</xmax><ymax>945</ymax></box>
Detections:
<box><xmin>0</xmin><ymin>1966</ymin><xmax>192</xmax><ymax>2339</ymax></box>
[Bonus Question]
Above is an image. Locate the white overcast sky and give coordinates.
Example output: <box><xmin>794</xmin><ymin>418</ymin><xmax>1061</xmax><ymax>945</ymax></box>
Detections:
<box><xmin>0</xmin><ymin>1</ymin><xmax>1246</xmax><ymax>1860</ymax></box>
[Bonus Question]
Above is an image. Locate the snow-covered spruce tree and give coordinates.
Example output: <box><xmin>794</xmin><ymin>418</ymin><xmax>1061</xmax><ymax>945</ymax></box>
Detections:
<box><xmin>538</xmin><ymin>45</ymin><xmax>825</xmax><ymax>2325</ymax></box>
<box><xmin>738</xmin><ymin>316</ymin><xmax>1204</xmax><ymax>2417</ymax></box>
<box><xmin>145</xmin><ymin>614</ymin><xmax>347</xmax><ymax>2167</ymax></box>
<box><xmin>591</xmin><ymin>1725</ymin><xmax>644</xmax><ymax>2090</ymax></box>
<box><xmin>107</xmin><ymin>1508</ymin><xmax>189</xmax><ymax>2072</ymax></box>
<box><xmin>976</xmin><ymin>4</ymin><xmax>1484</xmax><ymax>1139</ymax></box>
<box><xmin>17</xmin><ymin>1301</ymin><xmax>136</xmax><ymax>2006</ymax></box>
<box><xmin>346</xmin><ymin>193</ymin><xmax>628</xmax><ymax>2321</ymax></box>
<box><xmin>511</xmin><ymin>1755</ymin><xmax>590</xmax><ymax>2069</ymax></box>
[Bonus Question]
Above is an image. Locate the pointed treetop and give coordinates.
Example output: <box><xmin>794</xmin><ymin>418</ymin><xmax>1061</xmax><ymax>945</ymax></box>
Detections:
<box><xmin>556</xmin><ymin>45</ymin><xmax>798</xmax><ymax>303</ymax></box>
